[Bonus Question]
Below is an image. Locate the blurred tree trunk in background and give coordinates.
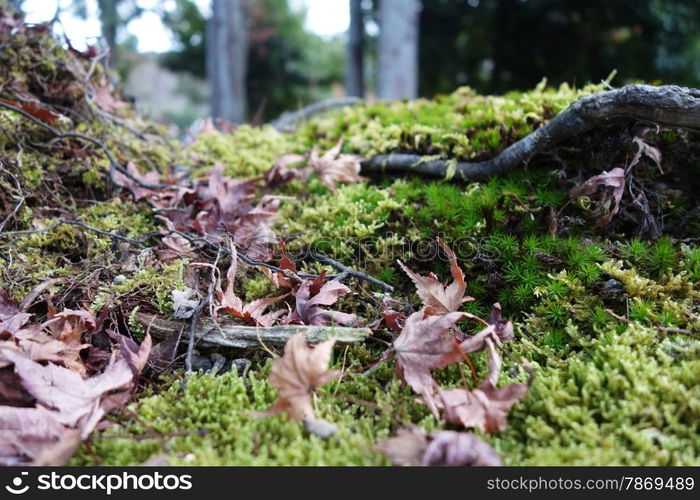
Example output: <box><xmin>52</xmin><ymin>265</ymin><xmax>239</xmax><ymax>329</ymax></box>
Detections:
<box><xmin>96</xmin><ymin>0</ymin><xmax>118</xmax><ymax>65</ymax></box>
<box><xmin>207</xmin><ymin>0</ymin><xmax>248</xmax><ymax>123</ymax></box>
<box><xmin>377</xmin><ymin>0</ymin><xmax>420</xmax><ymax>99</ymax></box>
<box><xmin>345</xmin><ymin>0</ymin><xmax>364</xmax><ymax>97</ymax></box>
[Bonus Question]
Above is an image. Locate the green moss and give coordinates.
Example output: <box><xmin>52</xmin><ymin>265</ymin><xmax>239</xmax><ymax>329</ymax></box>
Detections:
<box><xmin>72</xmin><ymin>351</ymin><xmax>441</xmax><ymax>466</ymax></box>
<box><xmin>279</xmin><ymin>181</ymin><xmax>406</xmax><ymax>268</ymax></box>
<box><xmin>493</xmin><ymin>323</ymin><xmax>700</xmax><ymax>465</ymax></box>
<box><xmin>292</xmin><ymin>80</ymin><xmax>607</xmax><ymax>160</ymax></box>
<box><xmin>91</xmin><ymin>260</ymin><xmax>187</xmax><ymax>314</ymax></box>
<box><xmin>185</xmin><ymin>126</ymin><xmax>301</xmax><ymax>178</ymax></box>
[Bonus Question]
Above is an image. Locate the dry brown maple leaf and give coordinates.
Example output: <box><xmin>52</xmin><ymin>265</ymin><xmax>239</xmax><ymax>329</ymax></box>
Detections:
<box><xmin>436</xmin><ymin>337</ymin><xmax>531</xmax><ymax>434</ymax></box>
<box><xmin>569</xmin><ymin>167</ymin><xmax>625</xmax><ymax>225</ymax></box>
<box><xmin>0</xmin><ymin>333</ymin><xmax>151</xmax><ymax>465</ymax></box>
<box><xmin>398</xmin><ymin>238</ymin><xmax>474</xmax><ymax>316</ymax></box>
<box><xmin>377</xmin><ymin>427</ymin><xmax>502</xmax><ymax>466</ymax></box>
<box><xmin>392</xmin><ymin>308</ymin><xmax>468</xmax><ymax>418</ymax></box>
<box><xmin>257</xmin><ymin>332</ymin><xmax>340</xmax><ymax>421</ymax></box>
<box><xmin>216</xmin><ymin>243</ymin><xmax>289</xmax><ymax>327</ymax></box>
<box><xmin>308</xmin><ymin>138</ymin><xmax>366</xmax><ymax>190</ymax></box>
<box><xmin>288</xmin><ymin>278</ymin><xmax>357</xmax><ymax>326</ymax></box>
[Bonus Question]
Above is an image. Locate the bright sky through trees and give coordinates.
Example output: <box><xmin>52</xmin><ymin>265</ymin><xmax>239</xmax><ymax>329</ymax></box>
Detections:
<box><xmin>22</xmin><ymin>0</ymin><xmax>349</xmax><ymax>52</ymax></box>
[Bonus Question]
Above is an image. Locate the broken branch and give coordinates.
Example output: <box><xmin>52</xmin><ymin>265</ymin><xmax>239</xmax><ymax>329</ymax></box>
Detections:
<box><xmin>136</xmin><ymin>313</ymin><xmax>370</xmax><ymax>349</ymax></box>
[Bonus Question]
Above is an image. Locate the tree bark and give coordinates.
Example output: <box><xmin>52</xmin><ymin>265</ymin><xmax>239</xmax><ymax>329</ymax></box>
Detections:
<box><xmin>377</xmin><ymin>0</ymin><xmax>421</xmax><ymax>99</ymax></box>
<box><xmin>361</xmin><ymin>84</ymin><xmax>700</xmax><ymax>180</ymax></box>
<box><xmin>207</xmin><ymin>0</ymin><xmax>248</xmax><ymax>123</ymax></box>
<box><xmin>345</xmin><ymin>0</ymin><xmax>365</xmax><ymax>97</ymax></box>
<box><xmin>96</xmin><ymin>0</ymin><xmax>118</xmax><ymax>66</ymax></box>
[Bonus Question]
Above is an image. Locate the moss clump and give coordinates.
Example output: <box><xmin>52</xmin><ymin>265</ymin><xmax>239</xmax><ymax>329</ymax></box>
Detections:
<box><xmin>293</xmin><ymin>80</ymin><xmax>607</xmax><ymax>159</ymax></box>
<box><xmin>91</xmin><ymin>260</ymin><xmax>187</xmax><ymax>314</ymax></box>
<box><xmin>72</xmin><ymin>351</ymin><xmax>442</xmax><ymax>466</ymax></box>
<box><xmin>278</xmin><ymin>181</ymin><xmax>406</xmax><ymax>269</ymax></box>
<box><xmin>492</xmin><ymin>323</ymin><xmax>699</xmax><ymax>465</ymax></box>
<box><xmin>185</xmin><ymin>126</ymin><xmax>301</xmax><ymax>178</ymax></box>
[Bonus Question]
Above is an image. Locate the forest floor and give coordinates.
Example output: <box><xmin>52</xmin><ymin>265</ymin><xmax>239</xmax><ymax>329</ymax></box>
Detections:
<box><xmin>0</xmin><ymin>13</ymin><xmax>698</xmax><ymax>466</ymax></box>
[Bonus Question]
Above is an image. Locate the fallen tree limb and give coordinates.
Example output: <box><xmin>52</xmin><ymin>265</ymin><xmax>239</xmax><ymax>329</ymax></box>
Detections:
<box><xmin>271</xmin><ymin>97</ymin><xmax>362</xmax><ymax>131</ymax></box>
<box><xmin>361</xmin><ymin>84</ymin><xmax>700</xmax><ymax>181</ymax></box>
<box><xmin>137</xmin><ymin>312</ymin><xmax>371</xmax><ymax>349</ymax></box>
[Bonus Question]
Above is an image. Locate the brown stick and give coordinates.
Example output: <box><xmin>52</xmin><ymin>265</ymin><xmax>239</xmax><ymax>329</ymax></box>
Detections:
<box><xmin>136</xmin><ymin>313</ymin><xmax>371</xmax><ymax>349</ymax></box>
<box><xmin>361</xmin><ymin>84</ymin><xmax>700</xmax><ymax>181</ymax></box>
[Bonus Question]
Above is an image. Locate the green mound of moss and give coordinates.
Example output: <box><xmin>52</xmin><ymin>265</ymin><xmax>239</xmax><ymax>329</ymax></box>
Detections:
<box><xmin>1</xmin><ymin>25</ymin><xmax>697</xmax><ymax>465</ymax></box>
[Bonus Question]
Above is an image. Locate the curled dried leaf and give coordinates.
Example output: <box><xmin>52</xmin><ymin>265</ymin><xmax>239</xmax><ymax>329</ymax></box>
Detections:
<box><xmin>308</xmin><ymin>138</ymin><xmax>366</xmax><ymax>190</ymax></box>
<box><xmin>398</xmin><ymin>238</ymin><xmax>473</xmax><ymax>316</ymax></box>
<box><xmin>437</xmin><ymin>338</ymin><xmax>530</xmax><ymax>433</ymax></box>
<box><xmin>257</xmin><ymin>333</ymin><xmax>340</xmax><ymax>421</ymax></box>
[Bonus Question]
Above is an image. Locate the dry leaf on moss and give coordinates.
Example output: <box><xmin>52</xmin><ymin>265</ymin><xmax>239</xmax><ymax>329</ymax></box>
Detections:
<box><xmin>309</xmin><ymin>138</ymin><xmax>366</xmax><ymax>190</ymax></box>
<box><xmin>398</xmin><ymin>238</ymin><xmax>473</xmax><ymax>316</ymax></box>
<box><xmin>216</xmin><ymin>243</ymin><xmax>289</xmax><ymax>327</ymax></box>
<box><xmin>436</xmin><ymin>338</ymin><xmax>530</xmax><ymax>433</ymax></box>
<box><xmin>569</xmin><ymin>167</ymin><xmax>625</xmax><ymax>225</ymax></box>
<box><xmin>392</xmin><ymin>308</ymin><xmax>468</xmax><ymax>417</ymax></box>
<box><xmin>288</xmin><ymin>278</ymin><xmax>357</xmax><ymax>326</ymax></box>
<box><xmin>257</xmin><ymin>332</ymin><xmax>340</xmax><ymax>421</ymax></box>
<box><xmin>377</xmin><ymin>427</ymin><xmax>501</xmax><ymax>466</ymax></box>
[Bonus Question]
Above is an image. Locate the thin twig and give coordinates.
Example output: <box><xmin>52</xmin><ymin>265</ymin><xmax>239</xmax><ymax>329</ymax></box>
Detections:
<box><xmin>0</xmin><ymin>99</ymin><xmax>165</xmax><ymax>190</ymax></box>
<box><xmin>309</xmin><ymin>250</ymin><xmax>394</xmax><ymax>292</ymax></box>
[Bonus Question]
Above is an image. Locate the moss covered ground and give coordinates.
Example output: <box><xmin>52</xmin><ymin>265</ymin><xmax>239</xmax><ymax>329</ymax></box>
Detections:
<box><xmin>0</xmin><ymin>23</ymin><xmax>698</xmax><ymax>466</ymax></box>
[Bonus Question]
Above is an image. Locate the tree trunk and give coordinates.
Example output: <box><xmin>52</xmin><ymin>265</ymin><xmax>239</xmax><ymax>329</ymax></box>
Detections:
<box><xmin>207</xmin><ymin>0</ymin><xmax>248</xmax><ymax>123</ymax></box>
<box><xmin>377</xmin><ymin>0</ymin><xmax>420</xmax><ymax>99</ymax></box>
<box><xmin>96</xmin><ymin>0</ymin><xmax>119</xmax><ymax>67</ymax></box>
<box><xmin>345</xmin><ymin>0</ymin><xmax>364</xmax><ymax>97</ymax></box>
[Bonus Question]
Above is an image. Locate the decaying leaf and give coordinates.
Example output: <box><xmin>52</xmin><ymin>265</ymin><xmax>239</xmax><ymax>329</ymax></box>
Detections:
<box><xmin>392</xmin><ymin>302</ymin><xmax>516</xmax><ymax>418</ymax></box>
<box><xmin>0</xmin><ymin>96</ymin><xmax>67</xmax><ymax>123</ymax></box>
<box><xmin>392</xmin><ymin>308</ymin><xmax>468</xmax><ymax>417</ymax></box>
<box><xmin>398</xmin><ymin>238</ymin><xmax>474</xmax><ymax>316</ymax></box>
<box><xmin>265</xmin><ymin>153</ymin><xmax>306</xmax><ymax>187</ymax></box>
<box><xmin>630</xmin><ymin>136</ymin><xmax>662</xmax><ymax>173</ymax></box>
<box><xmin>216</xmin><ymin>243</ymin><xmax>289</xmax><ymax>326</ymax></box>
<box><xmin>257</xmin><ymin>332</ymin><xmax>340</xmax><ymax>421</ymax></box>
<box><xmin>308</xmin><ymin>138</ymin><xmax>366</xmax><ymax>190</ymax></box>
<box><xmin>0</xmin><ymin>333</ymin><xmax>151</xmax><ymax>465</ymax></box>
<box><xmin>436</xmin><ymin>338</ymin><xmax>530</xmax><ymax>433</ymax></box>
<box><xmin>422</xmin><ymin>431</ymin><xmax>502</xmax><ymax>466</ymax></box>
<box><xmin>569</xmin><ymin>167</ymin><xmax>625</xmax><ymax>225</ymax></box>
<box><xmin>288</xmin><ymin>278</ymin><xmax>357</xmax><ymax>326</ymax></box>
<box><xmin>377</xmin><ymin>427</ymin><xmax>501</xmax><ymax>466</ymax></box>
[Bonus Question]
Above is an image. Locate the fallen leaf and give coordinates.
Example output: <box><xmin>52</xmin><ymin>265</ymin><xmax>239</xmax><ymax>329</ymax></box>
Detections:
<box><xmin>308</xmin><ymin>139</ymin><xmax>366</xmax><ymax>190</ymax></box>
<box><xmin>377</xmin><ymin>427</ymin><xmax>502</xmax><ymax>466</ymax></box>
<box><xmin>436</xmin><ymin>337</ymin><xmax>530</xmax><ymax>433</ymax></box>
<box><xmin>375</xmin><ymin>427</ymin><xmax>429</xmax><ymax>466</ymax></box>
<box><xmin>569</xmin><ymin>167</ymin><xmax>625</xmax><ymax>225</ymax></box>
<box><xmin>392</xmin><ymin>308</ymin><xmax>468</xmax><ymax>417</ymax></box>
<box><xmin>630</xmin><ymin>136</ymin><xmax>662</xmax><ymax>173</ymax></box>
<box><xmin>288</xmin><ymin>278</ymin><xmax>357</xmax><ymax>326</ymax></box>
<box><xmin>422</xmin><ymin>431</ymin><xmax>502</xmax><ymax>466</ymax></box>
<box><xmin>0</xmin><ymin>97</ymin><xmax>66</xmax><ymax>123</ymax></box>
<box><xmin>216</xmin><ymin>243</ymin><xmax>288</xmax><ymax>326</ymax></box>
<box><xmin>265</xmin><ymin>153</ymin><xmax>306</xmax><ymax>187</ymax></box>
<box><xmin>398</xmin><ymin>238</ymin><xmax>473</xmax><ymax>316</ymax></box>
<box><xmin>0</xmin><ymin>334</ymin><xmax>150</xmax><ymax>465</ymax></box>
<box><xmin>257</xmin><ymin>332</ymin><xmax>340</xmax><ymax>421</ymax></box>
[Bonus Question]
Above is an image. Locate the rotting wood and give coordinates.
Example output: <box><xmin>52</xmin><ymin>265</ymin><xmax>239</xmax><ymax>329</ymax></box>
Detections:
<box><xmin>136</xmin><ymin>312</ymin><xmax>371</xmax><ymax>349</ymax></box>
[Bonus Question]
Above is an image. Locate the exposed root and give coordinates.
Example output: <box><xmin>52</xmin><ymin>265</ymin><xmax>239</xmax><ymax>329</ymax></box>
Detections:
<box><xmin>361</xmin><ymin>84</ymin><xmax>700</xmax><ymax>181</ymax></box>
